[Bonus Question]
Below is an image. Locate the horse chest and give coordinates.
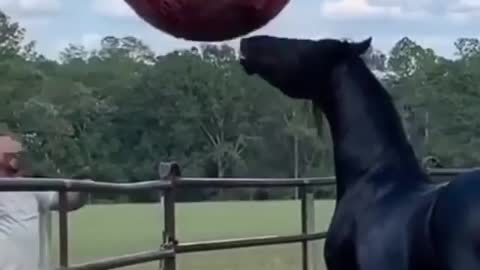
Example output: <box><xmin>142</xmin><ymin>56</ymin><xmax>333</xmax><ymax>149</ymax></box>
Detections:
<box><xmin>323</xmin><ymin>201</ymin><xmax>361</xmax><ymax>268</ymax></box>
<box><xmin>324</xmin><ymin>204</ymin><xmax>407</xmax><ymax>270</ymax></box>
<box><xmin>324</xmin><ymin>188</ymin><xmax>438</xmax><ymax>270</ymax></box>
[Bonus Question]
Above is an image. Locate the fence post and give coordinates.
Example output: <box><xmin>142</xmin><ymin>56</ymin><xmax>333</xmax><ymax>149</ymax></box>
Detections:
<box><xmin>58</xmin><ymin>191</ymin><xmax>69</xmax><ymax>268</ymax></box>
<box><xmin>300</xmin><ymin>185</ymin><xmax>319</xmax><ymax>270</ymax></box>
<box><xmin>159</xmin><ymin>162</ymin><xmax>180</xmax><ymax>270</ymax></box>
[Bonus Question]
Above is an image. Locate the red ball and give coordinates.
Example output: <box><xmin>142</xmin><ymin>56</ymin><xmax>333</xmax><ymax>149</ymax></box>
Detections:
<box><xmin>124</xmin><ymin>0</ymin><xmax>290</xmax><ymax>42</ymax></box>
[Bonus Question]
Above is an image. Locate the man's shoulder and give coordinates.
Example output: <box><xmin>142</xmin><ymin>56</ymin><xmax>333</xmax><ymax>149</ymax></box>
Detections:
<box><xmin>0</xmin><ymin>191</ymin><xmax>56</xmax><ymax>211</ymax></box>
<box><xmin>0</xmin><ymin>191</ymin><xmax>37</xmax><ymax>203</ymax></box>
<box><xmin>0</xmin><ymin>192</ymin><xmax>41</xmax><ymax>220</ymax></box>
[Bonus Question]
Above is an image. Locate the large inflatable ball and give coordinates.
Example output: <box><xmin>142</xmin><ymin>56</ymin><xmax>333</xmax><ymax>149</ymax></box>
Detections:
<box><xmin>124</xmin><ymin>0</ymin><xmax>290</xmax><ymax>41</ymax></box>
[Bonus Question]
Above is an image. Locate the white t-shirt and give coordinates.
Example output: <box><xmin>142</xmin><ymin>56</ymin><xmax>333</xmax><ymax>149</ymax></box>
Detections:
<box><xmin>0</xmin><ymin>191</ymin><xmax>56</xmax><ymax>270</ymax></box>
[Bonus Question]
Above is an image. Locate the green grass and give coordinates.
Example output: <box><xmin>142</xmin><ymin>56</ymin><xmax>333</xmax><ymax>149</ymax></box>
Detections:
<box><xmin>51</xmin><ymin>200</ymin><xmax>336</xmax><ymax>270</ymax></box>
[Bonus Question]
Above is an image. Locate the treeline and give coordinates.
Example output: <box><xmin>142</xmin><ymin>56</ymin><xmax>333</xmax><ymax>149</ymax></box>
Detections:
<box><xmin>0</xmin><ymin>11</ymin><xmax>479</xmax><ymax>202</ymax></box>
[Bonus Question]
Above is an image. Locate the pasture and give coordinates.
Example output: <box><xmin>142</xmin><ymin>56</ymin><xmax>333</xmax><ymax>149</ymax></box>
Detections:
<box><xmin>51</xmin><ymin>200</ymin><xmax>335</xmax><ymax>270</ymax></box>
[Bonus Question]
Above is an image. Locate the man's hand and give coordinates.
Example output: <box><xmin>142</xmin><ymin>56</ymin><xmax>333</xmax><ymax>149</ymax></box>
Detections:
<box><xmin>49</xmin><ymin>180</ymin><xmax>93</xmax><ymax>211</ymax></box>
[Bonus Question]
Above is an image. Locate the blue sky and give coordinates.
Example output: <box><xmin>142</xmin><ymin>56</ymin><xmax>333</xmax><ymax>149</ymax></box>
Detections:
<box><xmin>1</xmin><ymin>0</ymin><xmax>478</xmax><ymax>59</ymax></box>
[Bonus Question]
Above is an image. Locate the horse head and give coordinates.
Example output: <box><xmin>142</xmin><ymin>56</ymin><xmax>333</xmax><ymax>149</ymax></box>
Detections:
<box><xmin>239</xmin><ymin>35</ymin><xmax>372</xmax><ymax>101</ymax></box>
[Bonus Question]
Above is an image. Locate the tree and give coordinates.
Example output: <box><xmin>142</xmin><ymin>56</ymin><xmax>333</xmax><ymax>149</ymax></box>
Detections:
<box><xmin>2</xmin><ymin>9</ymin><xmax>480</xmax><ymax>201</ymax></box>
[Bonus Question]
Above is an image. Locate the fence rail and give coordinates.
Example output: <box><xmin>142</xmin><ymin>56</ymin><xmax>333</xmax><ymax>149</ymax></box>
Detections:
<box><xmin>0</xmin><ymin>163</ymin><xmax>476</xmax><ymax>270</ymax></box>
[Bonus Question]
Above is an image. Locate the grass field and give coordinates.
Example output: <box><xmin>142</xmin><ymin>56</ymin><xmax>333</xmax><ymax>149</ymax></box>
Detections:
<box><xmin>51</xmin><ymin>200</ymin><xmax>336</xmax><ymax>270</ymax></box>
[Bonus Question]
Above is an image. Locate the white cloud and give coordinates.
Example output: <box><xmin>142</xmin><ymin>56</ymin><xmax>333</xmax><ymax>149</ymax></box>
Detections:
<box><xmin>459</xmin><ymin>0</ymin><xmax>480</xmax><ymax>8</ymax></box>
<box><xmin>451</xmin><ymin>0</ymin><xmax>480</xmax><ymax>14</ymax></box>
<box><xmin>0</xmin><ymin>0</ymin><xmax>61</xmax><ymax>16</ymax></box>
<box><xmin>52</xmin><ymin>33</ymin><xmax>102</xmax><ymax>58</ymax></box>
<box><xmin>80</xmin><ymin>33</ymin><xmax>103</xmax><ymax>49</ymax></box>
<box><xmin>91</xmin><ymin>0</ymin><xmax>136</xmax><ymax>18</ymax></box>
<box><xmin>367</xmin><ymin>0</ymin><xmax>480</xmax><ymax>15</ymax></box>
<box><xmin>321</xmin><ymin>0</ymin><xmax>480</xmax><ymax>19</ymax></box>
<box><xmin>368</xmin><ymin>0</ymin><xmax>448</xmax><ymax>12</ymax></box>
<box><xmin>321</xmin><ymin>0</ymin><xmax>430</xmax><ymax>19</ymax></box>
<box><xmin>322</xmin><ymin>0</ymin><xmax>388</xmax><ymax>17</ymax></box>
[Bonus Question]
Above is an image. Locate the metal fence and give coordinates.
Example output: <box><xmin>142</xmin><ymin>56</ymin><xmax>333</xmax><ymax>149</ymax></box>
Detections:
<box><xmin>0</xmin><ymin>162</ymin><xmax>474</xmax><ymax>270</ymax></box>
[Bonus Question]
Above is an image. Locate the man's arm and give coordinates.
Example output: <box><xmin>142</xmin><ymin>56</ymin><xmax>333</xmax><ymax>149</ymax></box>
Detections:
<box><xmin>48</xmin><ymin>191</ymin><xmax>90</xmax><ymax>211</ymax></box>
<box><xmin>35</xmin><ymin>178</ymin><xmax>92</xmax><ymax>211</ymax></box>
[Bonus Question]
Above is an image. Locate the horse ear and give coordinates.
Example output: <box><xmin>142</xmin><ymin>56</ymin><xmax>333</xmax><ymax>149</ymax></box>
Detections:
<box><xmin>350</xmin><ymin>37</ymin><xmax>372</xmax><ymax>56</ymax></box>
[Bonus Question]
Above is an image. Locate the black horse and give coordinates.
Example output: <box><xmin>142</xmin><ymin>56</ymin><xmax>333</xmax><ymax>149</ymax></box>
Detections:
<box><xmin>239</xmin><ymin>35</ymin><xmax>480</xmax><ymax>270</ymax></box>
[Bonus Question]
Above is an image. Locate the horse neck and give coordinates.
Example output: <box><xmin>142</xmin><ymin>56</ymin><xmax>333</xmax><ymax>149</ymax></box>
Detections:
<box><xmin>318</xmin><ymin>58</ymin><xmax>428</xmax><ymax>200</ymax></box>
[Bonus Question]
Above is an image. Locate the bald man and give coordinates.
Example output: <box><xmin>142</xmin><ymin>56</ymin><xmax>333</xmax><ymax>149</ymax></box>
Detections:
<box><xmin>0</xmin><ymin>133</ymin><xmax>90</xmax><ymax>270</ymax></box>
